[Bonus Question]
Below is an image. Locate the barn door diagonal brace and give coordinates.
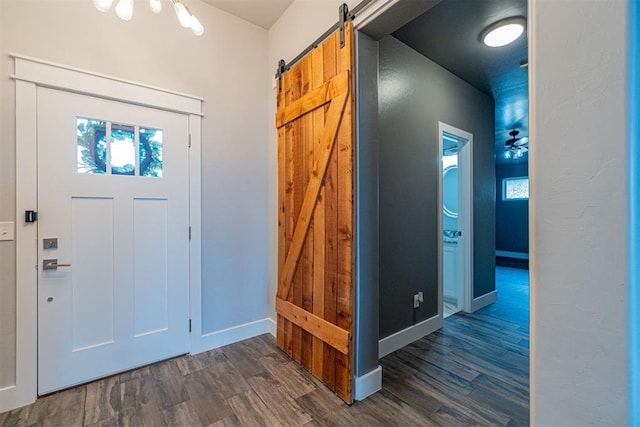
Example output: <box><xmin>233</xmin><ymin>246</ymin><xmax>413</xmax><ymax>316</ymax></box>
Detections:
<box><xmin>277</xmin><ymin>83</ymin><xmax>350</xmax><ymax>302</ymax></box>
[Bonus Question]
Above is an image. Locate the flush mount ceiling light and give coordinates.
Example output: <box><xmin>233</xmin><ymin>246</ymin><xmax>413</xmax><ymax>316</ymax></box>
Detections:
<box><xmin>93</xmin><ymin>0</ymin><xmax>204</xmax><ymax>36</ymax></box>
<box><xmin>480</xmin><ymin>16</ymin><xmax>526</xmax><ymax>48</ymax></box>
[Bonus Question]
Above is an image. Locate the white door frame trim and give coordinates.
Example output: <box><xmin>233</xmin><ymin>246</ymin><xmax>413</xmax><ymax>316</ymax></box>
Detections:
<box><xmin>6</xmin><ymin>54</ymin><xmax>202</xmax><ymax>412</ymax></box>
<box><xmin>438</xmin><ymin>122</ymin><xmax>474</xmax><ymax>317</ymax></box>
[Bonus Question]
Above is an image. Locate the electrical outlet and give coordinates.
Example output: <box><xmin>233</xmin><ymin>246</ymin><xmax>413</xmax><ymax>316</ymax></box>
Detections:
<box><xmin>413</xmin><ymin>291</ymin><xmax>425</xmax><ymax>308</ymax></box>
<box><xmin>0</xmin><ymin>222</ymin><xmax>14</xmax><ymax>241</ymax></box>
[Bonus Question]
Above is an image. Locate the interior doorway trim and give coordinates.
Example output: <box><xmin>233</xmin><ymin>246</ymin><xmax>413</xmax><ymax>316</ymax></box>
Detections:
<box><xmin>438</xmin><ymin>122</ymin><xmax>474</xmax><ymax>316</ymax></box>
<box><xmin>7</xmin><ymin>54</ymin><xmax>202</xmax><ymax>412</ymax></box>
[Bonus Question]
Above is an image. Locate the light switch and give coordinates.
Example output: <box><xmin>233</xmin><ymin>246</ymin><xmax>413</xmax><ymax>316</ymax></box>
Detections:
<box><xmin>0</xmin><ymin>222</ymin><xmax>14</xmax><ymax>241</ymax></box>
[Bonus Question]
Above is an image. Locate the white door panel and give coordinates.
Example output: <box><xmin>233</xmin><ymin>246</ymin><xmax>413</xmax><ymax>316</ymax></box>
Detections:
<box><xmin>37</xmin><ymin>88</ymin><xmax>190</xmax><ymax>394</ymax></box>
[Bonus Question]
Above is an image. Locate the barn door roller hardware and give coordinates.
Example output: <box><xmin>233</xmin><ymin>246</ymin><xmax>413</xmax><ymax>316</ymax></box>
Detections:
<box><xmin>339</xmin><ymin>3</ymin><xmax>349</xmax><ymax>48</ymax></box>
<box><xmin>275</xmin><ymin>1</ymin><xmax>374</xmax><ymax>87</ymax></box>
<box><xmin>275</xmin><ymin>59</ymin><xmax>287</xmax><ymax>91</ymax></box>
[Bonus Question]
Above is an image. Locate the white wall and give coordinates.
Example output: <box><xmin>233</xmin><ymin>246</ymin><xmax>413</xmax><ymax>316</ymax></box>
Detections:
<box><xmin>0</xmin><ymin>0</ymin><xmax>16</xmax><ymax>390</ymax></box>
<box><xmin>0</xmin><ymin>0</ymin><xmax>269</xmax><ymax>390</ymax></box>
<box><xmin>530</xmin><ymin>0</ymin><xmax>628</xmax><ymax>424</ymax></box>
<box><xmin>266</xmin><ymin>0</ymin><xmax>360</xmax><ymax>319</ymax></box>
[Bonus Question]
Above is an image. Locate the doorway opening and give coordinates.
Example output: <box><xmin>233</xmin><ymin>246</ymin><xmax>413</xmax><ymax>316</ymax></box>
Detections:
<box><xmin>439</xmin><ymin>123</ymin><xmax>473</xmax><ymax>319</ymax></box>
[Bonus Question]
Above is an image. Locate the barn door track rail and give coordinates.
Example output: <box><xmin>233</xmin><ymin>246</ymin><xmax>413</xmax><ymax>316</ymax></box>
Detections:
<box><xmin>274</xmin><ymin>1</ymin><xmax>372</xmax><ymax>86</ymax></box>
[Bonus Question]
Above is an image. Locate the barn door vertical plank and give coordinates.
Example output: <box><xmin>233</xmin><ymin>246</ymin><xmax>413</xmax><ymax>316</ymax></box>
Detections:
<box><xmin>291</xmin><ymin>63</ymin><xmax>304</xmax><ymax>363</ymax></box>
<box><xmin>283</xmin><ymin>67</ymin><xmax>296</xmax><ymax>356</ymax></box>
<box><xmin>311</xmin><ymin>44</ymin><xmax>326</xmax><ymax>379</ymax></box>
<box><xmin>277</xmin><ymin>81</ymin><xmax>287</xmax><ymax>351</ymax></box>
<box><xmin>321</xmin><ymin>30</ymin><xmax>339</xmax><ymax>392</ymax></box>
<box><xmin>300</xmin><ymin>54</ymin><xmax>315</xmax><ymax>371</ymax></box>
<box><xmin>335</xmin><ymin>22</ymin><xmax>354</xmax><ymax>401</ymax></box>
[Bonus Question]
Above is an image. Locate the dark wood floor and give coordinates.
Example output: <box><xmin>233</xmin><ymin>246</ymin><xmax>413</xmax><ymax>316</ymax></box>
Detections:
<box><xmin>1</xmin><ymin>267</ymin><xmax>529</xmax><ymax>426</ymax></box>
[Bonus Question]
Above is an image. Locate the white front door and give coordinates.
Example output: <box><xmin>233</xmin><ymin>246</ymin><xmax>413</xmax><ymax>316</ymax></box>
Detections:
<box><xmin>37</xmin><ymin>87</ymin><xmax>190</xmax><ymax>394</ymax></box>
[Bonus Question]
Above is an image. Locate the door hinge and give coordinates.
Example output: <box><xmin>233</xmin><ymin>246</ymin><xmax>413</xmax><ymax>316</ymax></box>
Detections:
<box><xmin>25</xmin><ymin>210</ymin><xmax>37</xmax><ymax>223</ymax></box>
<box><xmin>188</xmin><ymin>134</ymin><xmax>192</xmax><ymax>148</ymax></box>
<box><xmin>189</xmin><ymin>226</ymin><xmax>192</xmax><ymax>240</ymax></box>
<box><xmin>189</xmin><ymin>319</ymin><xmax>192</xmax><ymax>333</ymax></box>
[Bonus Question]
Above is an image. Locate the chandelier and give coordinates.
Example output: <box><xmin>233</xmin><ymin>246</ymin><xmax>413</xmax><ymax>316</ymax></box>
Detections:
<box><xmin>92</xmin><ymin>0</ymin><xmax>204</xmax><ymax>36</ymax></box>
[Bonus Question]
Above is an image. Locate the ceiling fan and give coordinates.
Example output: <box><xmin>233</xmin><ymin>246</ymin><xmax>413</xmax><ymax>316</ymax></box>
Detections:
<box><xmin>504</xmin><ymin>130</ymin><xmax>529</xmax><ymax>159</ymax></box>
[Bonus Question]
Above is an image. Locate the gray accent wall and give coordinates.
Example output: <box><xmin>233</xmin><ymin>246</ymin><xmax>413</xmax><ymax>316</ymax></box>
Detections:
<box><xmin>354</xmin><ymin>31</ymin><xmax>380</xmax><ymax>377</ymax></box>
<box><xmin>378</xmin><ymin>36</ymin><xmax>495</xmax><ymax>338</ymax></box>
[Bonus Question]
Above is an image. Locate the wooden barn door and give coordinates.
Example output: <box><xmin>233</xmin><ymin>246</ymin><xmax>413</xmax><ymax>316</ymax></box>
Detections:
<box><xmin>275</xmin><ymin>23</ymin><xmax>354</xmax><ymax>403</ymax></box>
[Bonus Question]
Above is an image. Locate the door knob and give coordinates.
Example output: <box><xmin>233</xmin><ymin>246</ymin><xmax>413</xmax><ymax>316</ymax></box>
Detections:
<box><xmin>43</xmin><ymin>259</ymin><xmax>71</xmax><ymax>270</ymax></box>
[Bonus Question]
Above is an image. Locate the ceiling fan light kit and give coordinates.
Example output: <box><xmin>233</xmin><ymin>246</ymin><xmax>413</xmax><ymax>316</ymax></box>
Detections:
<box><xmin>504</xmin><ymin>129</ymin><xmax>529</xmax><ymax>160</ymax></box>
<box><xmin>480</xmin><ymin>16</ymin><xmax>526</xmax><ymax>47</ymax></box>
<box><xmin>93</xmin><ymin>0</ymin><xmax>204</xmax><ymax>36</ymax></box>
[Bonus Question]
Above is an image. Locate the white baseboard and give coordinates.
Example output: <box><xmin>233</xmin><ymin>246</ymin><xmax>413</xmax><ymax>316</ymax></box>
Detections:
<box><xmin>266</xmin><ymin>317</ymin><xmax>277</xmax><ymax>336</ymax></box>
<box><xmin>471</xmin><ymin>290</ymin><xmax>498</xmax><ymax>312</ymax></box>
<box><xmin>0</xmin><ymin>385</ymin><xmax>35</xmax><ymax>414</ymax></box>
<box><xmin>496</xmin><ymin>250</ymin><xmax>529</xmax><ymax>259</ymax></box>
<box><xmin>378</xmin><ymin>314</ymin><xmax>442</xmax><ymax>358</ymax></box>
<box><xmin>354</xmin><ymin>365</ymin><xmax>382</xmax><ymax>401</ymax></box>
<box><xmin>192</xmin><ymin>318</ymin><xmax>274</xmax><ymax>355</ymax></box>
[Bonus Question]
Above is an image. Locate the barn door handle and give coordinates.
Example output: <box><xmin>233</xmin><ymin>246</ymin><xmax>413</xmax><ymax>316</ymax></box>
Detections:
<box><xmin>43</xmin><ymin>259</ymin><xmax>72</xmax><ymax>270</ymax></box>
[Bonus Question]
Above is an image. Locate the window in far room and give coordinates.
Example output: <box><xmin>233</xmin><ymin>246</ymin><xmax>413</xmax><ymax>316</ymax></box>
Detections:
<box><xmin>503</xmin><ymin>176</ymin><xmax>529</xmax><ymax>200</ymax></box>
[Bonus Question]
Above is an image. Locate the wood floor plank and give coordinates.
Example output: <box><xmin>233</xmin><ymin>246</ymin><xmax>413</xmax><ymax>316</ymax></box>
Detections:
<box><xmin>204</xmin><ymin>350</ymin><xmax>251</xmax><ymax>399</ymax></box>
<box><xmin>222</xmin><ymin>340</ymin><xmax>269</xmax><ymax>378</ymax></box>
<box><xmin>393</xmin><ymin>349</ymin><xmax>477</xmax><ymax>392</ymax></box>
<box><xmin>239</xmin><ymin>333</ymin><xmax>280</xmax><ymax>358</ymax></box>
<box><xmin>209</xmin><ymin>413</ymin><xmax>243</xmax><ymax>427</ymax></box>
<box><xmin>471</xmin><ymin>373</ymin><xmax>529</xmax><ymax>409</ymax></box>
<box><xmin>175</xmin><ymin>353</ymin><xmax>208</xmax><ymax>376</ymax></box>
<box><xmin>115</xmin><ymin>365</ymin><xmax>152</xmax><ymax>384</ymax></box>
<box><xmin>39</xmin><ymin>385</ymin><xmax>87</xmax><ymax>427</ymax></box>
<box><xmin>402</xmin><ymin>344</ymin><xmax>480</xmax><ymax>382</ymax></box>
<box><xmin>161</xmin><ymin>400</ymin><xmax>202</xmax><ymax>426</ymax></box>
<box><xmin>351</xmin><ymin>389</ymin><xmax>435</xmax><ymax>426</ymax></box>
<box><xmin>227</xmin><ymin>390</ymin><xmax>283</xmax><ymax>427</ymax></box>
<box><xmin>246</xmin><ymin>371</ymin><xmax>313</xmax><ymax>426</ymax></box>
<box><xmin>294</xmin><ymin>388</ymin><xmax>345</xmax><ymax>421</ymax></box>
<box><xmin>149</xmin><ymin>359</ymin><xmax>190</xmax><ymax>410</ymax></box>
<box><xmin>468</xmin><ymin>383</ymin><xmax>529</xmax><ymax>426</ymax></box>
<box><xmin>184</xmin><ymin>370</ymin><xmax>235</xmax><ymax>425</ymax></box>
<box><xmin>84</xmin><ymin>375</ymin><xmax>121</xmax><ymax>424</ymax></box>
<box><xmin>84</xmin><ymin>415</ymin><xmax>121</xmax><ymax>427</ymax></box>
<box><xmin>119</xmin><ymin>376</ymin><xmax>165</xmax><ymax>426</ymax></box>
<box><xmin>429</xmin><ymin>404</ymin><xmax>491</xmax><ymax>427</ymax></box>
<box><xmin>378</xmin><ymin>365</ymin><xmax>444</xmax><ymax>417</ymax></box>
<box><xmin>260</xmin><ymin>353</ymin><xmax>316</xmax><ymax>399</ymax></box>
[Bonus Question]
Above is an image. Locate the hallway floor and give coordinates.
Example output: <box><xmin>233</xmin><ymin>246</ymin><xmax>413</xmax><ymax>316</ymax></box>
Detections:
<box><xmin>1</xmin><ymin>267</ymin><xmax>529</xmax><ymax>426</ymax></box>
<box><xmin>378</xmin><ymin>266</ymin><xmax>530</xmax><ymax>425</ymax></box>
